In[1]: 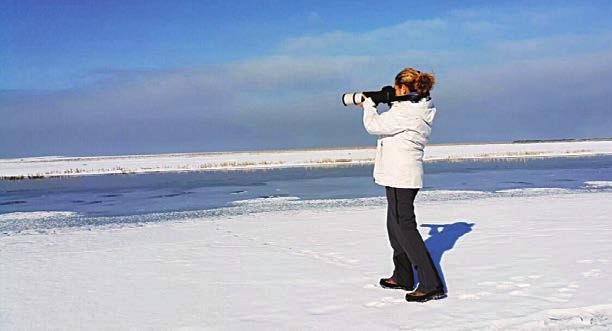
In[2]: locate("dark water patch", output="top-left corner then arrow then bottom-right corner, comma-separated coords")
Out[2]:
150,192 -> 193,199
0,200 -> 27,206
85,200 -> 103,205
501,181 -> 534,185
257,194 -> 289,199
101,193 -> 122,198
6,189 -> 32,193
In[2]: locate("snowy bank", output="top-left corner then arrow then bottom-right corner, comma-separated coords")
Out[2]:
1,191 -> 611,330
1,140 -> 612,179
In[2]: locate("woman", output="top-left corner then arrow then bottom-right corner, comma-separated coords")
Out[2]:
362,67 -> 446,303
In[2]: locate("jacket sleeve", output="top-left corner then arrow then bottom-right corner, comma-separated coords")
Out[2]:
362,97 -> 408,135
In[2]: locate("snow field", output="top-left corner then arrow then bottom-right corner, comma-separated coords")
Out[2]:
1,191 -> 611,330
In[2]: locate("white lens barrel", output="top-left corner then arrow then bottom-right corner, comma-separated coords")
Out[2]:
342,92 -> 365,106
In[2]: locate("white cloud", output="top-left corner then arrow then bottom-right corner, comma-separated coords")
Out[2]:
279,18 -> 447,55
491,32 -> 612,58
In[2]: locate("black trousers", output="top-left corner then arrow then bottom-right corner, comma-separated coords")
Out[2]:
385,186 -> 443,292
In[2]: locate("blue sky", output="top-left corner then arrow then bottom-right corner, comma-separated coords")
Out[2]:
1,0 -> 612,157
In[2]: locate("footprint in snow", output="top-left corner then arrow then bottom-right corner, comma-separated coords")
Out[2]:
476,275 -> 582,303
510,276 -> 527,281
508,290 -> 530,296
307,305 -> 346,315
557,287 -> 577,293
582,269 -> 602,278
364,296 -> 404,308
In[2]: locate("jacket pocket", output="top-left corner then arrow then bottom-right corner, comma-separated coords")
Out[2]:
379,139 -> 384,173
374,139 -> 384,176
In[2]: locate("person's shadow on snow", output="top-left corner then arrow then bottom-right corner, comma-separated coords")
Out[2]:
419,221 -> 475,293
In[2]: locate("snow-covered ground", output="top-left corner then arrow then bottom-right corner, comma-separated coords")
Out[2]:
2,140 -> 612,179
2,191 -> 611,330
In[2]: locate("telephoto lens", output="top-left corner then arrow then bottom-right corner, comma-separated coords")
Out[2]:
341,86 -> 396,106
342,92 -> 366,106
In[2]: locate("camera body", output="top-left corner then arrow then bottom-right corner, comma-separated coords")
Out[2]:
342,86 -> 423,106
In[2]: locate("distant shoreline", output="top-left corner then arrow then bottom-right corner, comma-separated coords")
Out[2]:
511,137 -> 612,143
1,139 -> 612,180
3,137 -> 612,161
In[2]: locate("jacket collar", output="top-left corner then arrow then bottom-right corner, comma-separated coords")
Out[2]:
391,96 -> 432,108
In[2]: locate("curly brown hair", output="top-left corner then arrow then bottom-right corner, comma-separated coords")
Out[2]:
395,67 -> 435,96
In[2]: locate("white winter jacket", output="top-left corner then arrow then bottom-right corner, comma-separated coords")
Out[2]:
362,96 -> 437,188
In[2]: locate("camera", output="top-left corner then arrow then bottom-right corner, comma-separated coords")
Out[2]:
342,86 -> 422,106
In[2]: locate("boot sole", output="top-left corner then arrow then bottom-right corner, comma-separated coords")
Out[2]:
380,283 -> 413,291
406,292 -> 447,303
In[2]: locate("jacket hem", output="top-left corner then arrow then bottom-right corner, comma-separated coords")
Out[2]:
374,178 -> 422,189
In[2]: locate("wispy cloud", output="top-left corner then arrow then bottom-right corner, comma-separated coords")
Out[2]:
279,19 -> 448,55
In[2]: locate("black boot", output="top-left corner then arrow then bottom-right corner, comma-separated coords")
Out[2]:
379,277 -> 414,291
405,288 -> 447,302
